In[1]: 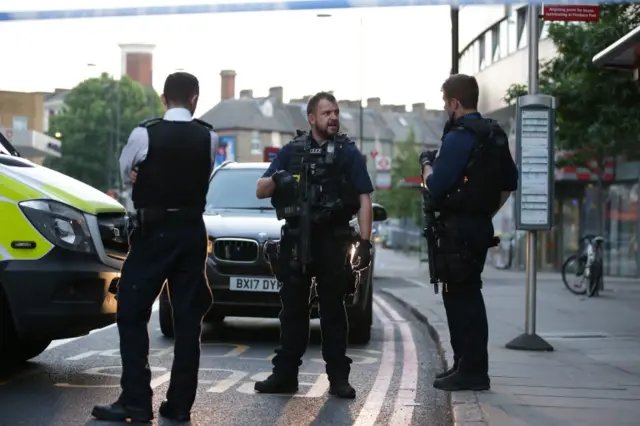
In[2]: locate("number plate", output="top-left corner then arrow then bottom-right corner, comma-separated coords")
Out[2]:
229,277 -> 282,293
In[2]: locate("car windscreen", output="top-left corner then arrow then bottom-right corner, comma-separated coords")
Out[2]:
205,168 -> 274,211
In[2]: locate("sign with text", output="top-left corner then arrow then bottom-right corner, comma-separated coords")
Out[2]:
543,5 -> 600,22
263,146 -> 280,162
514,94 -> 556,231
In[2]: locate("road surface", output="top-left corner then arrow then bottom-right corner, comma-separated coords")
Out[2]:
0,277 -> 451,426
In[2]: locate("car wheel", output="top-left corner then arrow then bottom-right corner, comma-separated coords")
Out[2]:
159,295 -> 175,339
349,282 -> 373,345
0,288 -> 51,365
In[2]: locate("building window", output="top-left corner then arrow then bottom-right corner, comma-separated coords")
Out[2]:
491,25 -> 500,62
271,132 -> 281,148
12,116 -> 28,131
499,20 -> 509,59
517,7 -> 528,49
251,131 -> 261,154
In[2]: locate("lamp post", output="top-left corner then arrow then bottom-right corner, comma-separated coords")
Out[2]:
317,13 -> 365,152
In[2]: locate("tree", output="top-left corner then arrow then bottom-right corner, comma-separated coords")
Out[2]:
375,128 -> 423,225
504,5 -> 640,233
46,73 -> 163,192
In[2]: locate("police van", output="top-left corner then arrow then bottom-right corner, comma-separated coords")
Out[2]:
0,133 -> 127,365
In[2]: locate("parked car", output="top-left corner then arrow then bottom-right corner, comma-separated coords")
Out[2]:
158,161 -> 387,344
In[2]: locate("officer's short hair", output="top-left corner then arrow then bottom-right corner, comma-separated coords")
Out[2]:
441,74 -> 479,110
163,72 -> 200,105
307,92 -> 338,116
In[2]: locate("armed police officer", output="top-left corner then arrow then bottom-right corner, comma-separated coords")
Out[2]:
254,91 -> 374,399
92,72 -> 217,424
420,74 -> 517,392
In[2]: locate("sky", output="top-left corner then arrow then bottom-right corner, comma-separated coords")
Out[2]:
0,1 -> 452,116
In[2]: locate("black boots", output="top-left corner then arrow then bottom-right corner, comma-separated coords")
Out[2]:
433,370 -> 490,391
254,374 -> 299,394
254,373 -> 356,399
91,401 -> 153,424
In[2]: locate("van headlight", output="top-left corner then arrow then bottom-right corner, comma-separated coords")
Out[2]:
19,200 -> 96,254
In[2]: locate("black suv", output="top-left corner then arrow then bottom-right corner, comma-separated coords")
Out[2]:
158,161 -> 387,344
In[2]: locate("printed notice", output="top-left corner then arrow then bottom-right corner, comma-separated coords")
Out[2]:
519,110 -> 550,226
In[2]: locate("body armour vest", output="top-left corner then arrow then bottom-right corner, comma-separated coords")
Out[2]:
273,131 -> 360,226
428,117 -> 506,216
132,118 -> 212,212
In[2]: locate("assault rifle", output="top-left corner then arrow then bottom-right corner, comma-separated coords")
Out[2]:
291,144 -> 314,275
421,172 -> 441,294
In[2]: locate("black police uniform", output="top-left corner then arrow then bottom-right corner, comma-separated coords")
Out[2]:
423,113 -> 517,392
255,130 -> 373,398
92,117 -> 214,423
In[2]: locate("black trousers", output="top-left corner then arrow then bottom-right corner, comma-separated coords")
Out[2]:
442,286 -> 489,376
271,230 -> 353,379
116,218 -> 213,411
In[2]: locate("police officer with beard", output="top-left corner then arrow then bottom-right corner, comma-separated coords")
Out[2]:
92,72 -> 216,423
254,91 -> 374,398
421,74 -> 517,392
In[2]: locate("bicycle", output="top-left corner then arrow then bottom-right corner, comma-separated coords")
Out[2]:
561,235 -> 605,297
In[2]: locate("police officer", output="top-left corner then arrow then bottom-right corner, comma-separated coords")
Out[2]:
92,72 -> 217,423
254,91 -> 374,399
420,74 -> 517,392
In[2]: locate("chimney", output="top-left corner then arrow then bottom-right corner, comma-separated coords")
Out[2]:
393,105 -> 407,113
338,100 -> 351,109
119,43 -> 155,87
348,100 -> 362,109
269,86 -> 284,104
302,95 -> 312,102
412,103 -> 426,114
239,89 -> 253,99
220,70 -> 237,101
367,97 -> 381,109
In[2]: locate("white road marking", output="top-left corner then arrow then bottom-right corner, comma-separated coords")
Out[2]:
45,301 -> 159,352
353,301 -> 396,426
375,295 -> 419,425
65,350 -> 101,361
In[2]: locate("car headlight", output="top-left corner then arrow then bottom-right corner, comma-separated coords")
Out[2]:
19,199 -> 96,254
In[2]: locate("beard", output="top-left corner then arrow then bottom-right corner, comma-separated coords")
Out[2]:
316,122 -> 339,140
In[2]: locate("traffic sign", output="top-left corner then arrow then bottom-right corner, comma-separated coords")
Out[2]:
543,5 -> 599,22
370,149 -> 378,159
263,146 -> 280,162
375,156 -> 391,172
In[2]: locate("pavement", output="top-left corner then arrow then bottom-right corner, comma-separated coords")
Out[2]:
376,248 -> 640,426
0,269 -> 451,425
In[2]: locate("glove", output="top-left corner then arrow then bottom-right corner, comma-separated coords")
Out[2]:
271,170 -> 295,190
353,239 -> 373,271
419,150 -> 438,169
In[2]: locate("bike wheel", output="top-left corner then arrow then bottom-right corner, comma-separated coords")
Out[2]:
562,254 -> 587,295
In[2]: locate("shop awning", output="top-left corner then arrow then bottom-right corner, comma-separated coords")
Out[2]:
592,25 -> 640,71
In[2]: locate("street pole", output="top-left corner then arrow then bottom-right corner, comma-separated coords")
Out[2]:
450,7 -> 459,75
505,5 -> 553,352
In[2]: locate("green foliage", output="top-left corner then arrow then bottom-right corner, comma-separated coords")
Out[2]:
374,128 -> 422,223
504,5 -> 640,173
45,73 -> 163,191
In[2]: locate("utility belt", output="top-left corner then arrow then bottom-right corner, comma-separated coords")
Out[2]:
127,207 -> 202,236
430,214 -> 492,286
264,224 -> 360,295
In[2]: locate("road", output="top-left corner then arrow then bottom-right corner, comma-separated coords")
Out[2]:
0,277 -> 451,426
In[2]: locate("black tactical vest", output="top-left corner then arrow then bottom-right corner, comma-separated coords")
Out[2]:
132,118 -> 212,212
274,130 -> 360,226
429,117 -> 505,216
